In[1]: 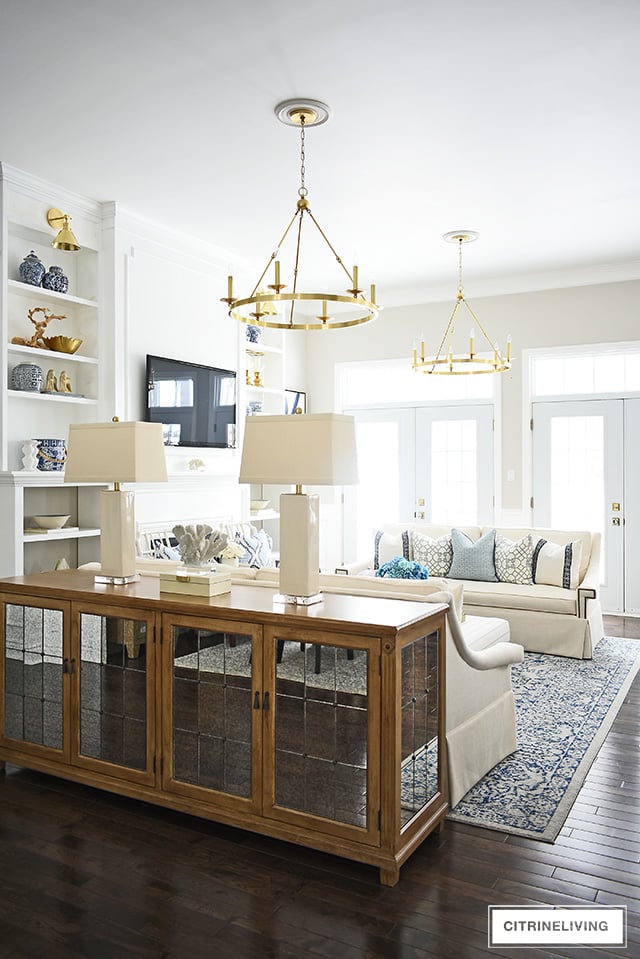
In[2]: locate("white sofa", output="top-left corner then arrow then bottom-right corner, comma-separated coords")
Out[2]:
338,523 -> 604,659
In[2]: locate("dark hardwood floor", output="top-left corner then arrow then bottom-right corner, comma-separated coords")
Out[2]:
1,616 -> 639,959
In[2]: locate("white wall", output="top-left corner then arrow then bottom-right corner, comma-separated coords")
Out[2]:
303,279 -> 640,514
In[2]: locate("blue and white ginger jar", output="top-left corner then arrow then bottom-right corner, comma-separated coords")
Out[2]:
35,438 -> 67,472
42,265 -> 69,294
19,250 -> 46,286
11,363 -> 44,392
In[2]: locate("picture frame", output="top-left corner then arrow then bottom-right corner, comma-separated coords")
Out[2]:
284,389 -> 306,414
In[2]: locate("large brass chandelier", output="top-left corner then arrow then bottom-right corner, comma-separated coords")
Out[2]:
222,99 -> 379,331
412,231 -> 512,374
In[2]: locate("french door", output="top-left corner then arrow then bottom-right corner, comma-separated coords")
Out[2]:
532,398 -> 640,613
343,405 -> 494,563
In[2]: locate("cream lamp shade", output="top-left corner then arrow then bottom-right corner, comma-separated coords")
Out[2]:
239,413 -> 359,603
65,420 -> 168,584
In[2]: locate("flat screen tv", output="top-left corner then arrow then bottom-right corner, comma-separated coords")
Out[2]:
145,354 -> 237,449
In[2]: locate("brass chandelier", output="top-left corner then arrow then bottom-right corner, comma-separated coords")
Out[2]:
412,231 -> 511,375
222,99 -> 379,331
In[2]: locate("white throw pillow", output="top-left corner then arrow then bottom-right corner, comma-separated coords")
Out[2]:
411,531 -> 453,576
495,533 -> 534,585
532,538 -> 582,589
373,529 -> 410,570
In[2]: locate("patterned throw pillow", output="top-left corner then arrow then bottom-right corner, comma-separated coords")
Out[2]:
236,529 -> 272,568
448,528 -> 498,582
411,531 -> 453,576
373,530 -> 410,570
495,533 -> 534,585
532,538 -> 582,589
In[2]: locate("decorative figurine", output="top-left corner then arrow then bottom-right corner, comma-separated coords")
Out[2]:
11,306 -> 66,350
172,524 -> 228,567
44,369 -> 57,392
58,370 -> 73,393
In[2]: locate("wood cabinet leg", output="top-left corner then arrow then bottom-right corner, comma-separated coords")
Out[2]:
379,864 -> 400,886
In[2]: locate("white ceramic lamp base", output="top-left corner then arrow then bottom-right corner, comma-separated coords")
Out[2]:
277,491 -> 321,605
95,488 -> 139,585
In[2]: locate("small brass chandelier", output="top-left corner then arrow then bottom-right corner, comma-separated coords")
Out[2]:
222,99 -> 379,331
412,231 -> 511,375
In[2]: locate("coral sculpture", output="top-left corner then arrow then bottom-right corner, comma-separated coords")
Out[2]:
172,524 -> 228,567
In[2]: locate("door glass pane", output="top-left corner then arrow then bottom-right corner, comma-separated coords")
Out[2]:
274,639 -> 368,828
79,613 -> 148,769
354,421 -> 402,556
3,604 -> 63,749
400,631 -> 439,827
549,416 -> 605,538
430,419 -> 478,524
171,626 -> 253,797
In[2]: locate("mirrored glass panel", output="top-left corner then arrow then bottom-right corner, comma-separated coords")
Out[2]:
274,639 -> 368,827
79,613 -> 147,770
400,631 -> 439,827
171,625 -> 252,797
3,604 -> 63,749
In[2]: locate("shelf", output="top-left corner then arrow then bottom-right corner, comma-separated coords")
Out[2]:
245,343 -> 283,356
250,509 -> 279,521
8,389 -> 97,405
23,527 -> 100,543
8,278 -> 98,309
8,343 -> 98,365
246,386 -> 282,396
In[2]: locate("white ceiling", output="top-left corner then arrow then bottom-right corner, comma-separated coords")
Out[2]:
2,0 -> 638,306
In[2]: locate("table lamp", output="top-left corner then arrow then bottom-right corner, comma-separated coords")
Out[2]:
239,413 -> 359,604
65,418 -> 168,584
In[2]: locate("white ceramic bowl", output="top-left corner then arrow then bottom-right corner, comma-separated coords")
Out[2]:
250,500 -> 270,511
32,514 -> 70,529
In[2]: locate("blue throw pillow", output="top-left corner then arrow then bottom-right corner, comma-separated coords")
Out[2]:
448,528 -> 498,582
236,528 -> 272,568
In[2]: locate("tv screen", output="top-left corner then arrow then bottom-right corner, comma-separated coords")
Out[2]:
146,354 -> 237,449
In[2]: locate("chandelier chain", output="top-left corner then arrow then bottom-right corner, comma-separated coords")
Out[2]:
458,237 -> 464,296
299,116 -> 308,198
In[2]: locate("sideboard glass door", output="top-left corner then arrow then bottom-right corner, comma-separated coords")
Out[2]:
400,629 -> 440,828
1,597 -> 68,759
264,625 -> 380,846
163,614 -> 262,813
74,605 -> 156,785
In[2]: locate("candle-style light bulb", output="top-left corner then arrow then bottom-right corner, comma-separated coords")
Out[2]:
420,334 -> 425,361
275,260 -> 281,286
227,275 -> 234,299
370,283 -> 376,304
469,327 -> 475,357
412,342 -> 417,366
506,334 -> 512,362
352,265 -> 359,290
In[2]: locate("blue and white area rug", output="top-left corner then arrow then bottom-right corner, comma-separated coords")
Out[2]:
448,636 -> 640,841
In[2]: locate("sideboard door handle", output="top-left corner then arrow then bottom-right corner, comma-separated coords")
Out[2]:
253,691 -> 260,709
262,691 -> 270,711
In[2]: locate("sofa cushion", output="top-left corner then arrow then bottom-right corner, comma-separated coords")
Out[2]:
495,533 -> 534,585
461,580 -> 577,615
532,537 -> 582,589
411,531 -> 453,576
373,529 -> 410,569
449,528 -> 498,582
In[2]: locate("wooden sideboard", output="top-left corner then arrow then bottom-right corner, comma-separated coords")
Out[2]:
0,570 -> 447,885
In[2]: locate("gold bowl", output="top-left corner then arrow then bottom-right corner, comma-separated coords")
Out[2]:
43,335 -> 83,354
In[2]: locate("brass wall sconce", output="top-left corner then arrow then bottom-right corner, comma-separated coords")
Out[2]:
46,208 -> 80,251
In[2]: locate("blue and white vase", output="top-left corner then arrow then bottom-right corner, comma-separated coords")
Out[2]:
19,250 -> 46,286
42,265 -> 69,294
35,438 -> 67,472
246,325 -> 262,343
11,363 -> 44,392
